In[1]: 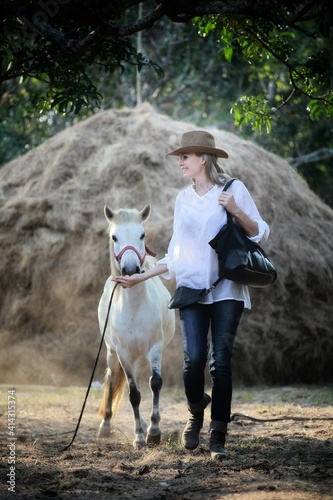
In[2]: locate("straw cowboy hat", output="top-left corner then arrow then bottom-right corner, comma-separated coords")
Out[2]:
166,130 -> 229,158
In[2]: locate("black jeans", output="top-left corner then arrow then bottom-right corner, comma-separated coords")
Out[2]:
179,300 -> 244,424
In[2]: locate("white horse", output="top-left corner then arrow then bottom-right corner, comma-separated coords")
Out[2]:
97,204 -> 175,448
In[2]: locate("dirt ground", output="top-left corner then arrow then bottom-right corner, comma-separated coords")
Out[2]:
0,384 -> 332,499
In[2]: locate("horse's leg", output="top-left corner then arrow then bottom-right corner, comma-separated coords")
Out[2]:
128,377 -> 147,449
146,349 -> 163,446
97,352 -> 125,438
97,367 -> 113,438
118,356 -> 147,449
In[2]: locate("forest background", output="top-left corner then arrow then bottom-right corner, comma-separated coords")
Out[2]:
1,0 -> 333,206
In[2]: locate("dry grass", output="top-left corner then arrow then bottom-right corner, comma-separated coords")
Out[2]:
0,384 -> 332,499
0,104 -> 333,386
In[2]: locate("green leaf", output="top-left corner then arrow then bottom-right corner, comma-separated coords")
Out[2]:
307,99 -> 333,120
231,95 -> 272,133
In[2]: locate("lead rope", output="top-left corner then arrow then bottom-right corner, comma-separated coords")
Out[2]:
231,413 -> 333,423
61,282 -> 119,452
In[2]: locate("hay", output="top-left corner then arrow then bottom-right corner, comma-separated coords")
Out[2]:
0,104 -> 333,385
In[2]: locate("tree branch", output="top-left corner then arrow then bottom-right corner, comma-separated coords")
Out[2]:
19,3 -> 166,55
271,88 -> 296,115
290,148 -> 333,169
110,3 -> 166,37
248,28 -> 331,104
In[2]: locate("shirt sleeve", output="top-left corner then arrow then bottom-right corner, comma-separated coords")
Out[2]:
156,254 -> 175,279
232,180 -> 270,244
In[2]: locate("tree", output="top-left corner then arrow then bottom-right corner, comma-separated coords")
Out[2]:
1,1 -> 333,208
1,0 -> 332,122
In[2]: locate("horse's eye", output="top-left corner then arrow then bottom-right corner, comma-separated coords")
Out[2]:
112,235 -> 118,242
140,233 -> 145,240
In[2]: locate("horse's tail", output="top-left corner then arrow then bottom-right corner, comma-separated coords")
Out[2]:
98,360 -> 126,418
111,361 -> 126,416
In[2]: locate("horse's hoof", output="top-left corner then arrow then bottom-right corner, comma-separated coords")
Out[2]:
146,433 -> 161,446
98,426 -> 111,438
133,436 -> 147,449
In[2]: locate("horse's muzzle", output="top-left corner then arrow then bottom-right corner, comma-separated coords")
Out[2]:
121,266 -> 141,276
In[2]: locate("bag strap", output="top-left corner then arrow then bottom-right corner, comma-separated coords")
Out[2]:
223,178 -> 241,227
223,178 -> 237,192
209,178 -> 238,289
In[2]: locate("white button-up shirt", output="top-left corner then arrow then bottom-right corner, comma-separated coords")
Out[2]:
157,180 -> 270,309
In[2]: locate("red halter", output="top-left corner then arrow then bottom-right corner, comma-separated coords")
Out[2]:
114,245 -> 156,267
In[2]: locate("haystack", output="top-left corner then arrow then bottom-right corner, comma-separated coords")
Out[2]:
0,105 -> 332,386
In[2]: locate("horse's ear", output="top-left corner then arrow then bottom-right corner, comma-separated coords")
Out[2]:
104,205 -> 114,221
140,203 -> 151,222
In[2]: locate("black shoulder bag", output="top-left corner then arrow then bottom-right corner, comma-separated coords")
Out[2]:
208,178 -> 277,288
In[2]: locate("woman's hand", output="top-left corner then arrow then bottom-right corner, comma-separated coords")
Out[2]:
218,192 -> 259,237
112,273 -> 144,288
218,192 -> 241,216
112,264 -> 168,288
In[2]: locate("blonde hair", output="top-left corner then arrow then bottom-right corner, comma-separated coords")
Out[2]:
195,153 -> 230,186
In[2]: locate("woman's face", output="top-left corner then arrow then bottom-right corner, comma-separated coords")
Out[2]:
178,153 -> 206,180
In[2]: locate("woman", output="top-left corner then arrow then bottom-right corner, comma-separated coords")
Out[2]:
114,130 -> 270,460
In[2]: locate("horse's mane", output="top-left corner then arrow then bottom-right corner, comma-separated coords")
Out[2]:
144,254 -> 157,270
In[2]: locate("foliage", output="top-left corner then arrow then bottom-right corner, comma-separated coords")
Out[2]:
194,4 -> 333,130
1,0 -> 333,206
1,0 -> 332,119
0,78 -> 73,163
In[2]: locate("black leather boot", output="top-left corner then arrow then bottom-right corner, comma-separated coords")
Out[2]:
181,393 -> 211,450
210,431 -> 228,459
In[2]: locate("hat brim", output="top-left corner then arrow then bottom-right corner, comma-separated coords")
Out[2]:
166,145 -> 228,158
